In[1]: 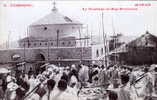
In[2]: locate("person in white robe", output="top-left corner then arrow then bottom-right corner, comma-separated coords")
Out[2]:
42,79 -> 56,100
50,79 -> 78,100
27,75 -> 38,93
78,65 -> 89,86
139,67 -> 153,99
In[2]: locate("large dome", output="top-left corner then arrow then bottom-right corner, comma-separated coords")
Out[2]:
30,9 -> 82,26
29,7 -> 82,40
28,7 -> 82,39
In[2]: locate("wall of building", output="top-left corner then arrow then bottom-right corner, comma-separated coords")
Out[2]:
29,24 -> 81,39
110,47 -> 157,65
19,37 -> 77,48
91,44 -> 106,59
126,47 -> 157,65
0,47 -> 92,64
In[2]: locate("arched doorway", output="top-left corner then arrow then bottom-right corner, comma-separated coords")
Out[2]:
34,53 -> 46,75
35,53 -> 45,61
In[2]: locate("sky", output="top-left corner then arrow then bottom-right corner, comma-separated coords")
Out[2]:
0,1 -> 157,44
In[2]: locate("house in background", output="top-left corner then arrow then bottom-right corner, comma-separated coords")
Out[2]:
109,31 -> 157,65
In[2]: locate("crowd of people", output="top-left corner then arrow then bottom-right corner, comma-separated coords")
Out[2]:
0,63 -> 157,100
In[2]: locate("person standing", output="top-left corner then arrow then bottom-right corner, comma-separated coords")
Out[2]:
78,65 -> 89,87
117,74 -> 133,100
5,77 -> 18,100
111,66 -> 119,88
41,79 -> 56,100
0,79 -> 4,100
141,67 -> 153,100
152,66 -> 157,95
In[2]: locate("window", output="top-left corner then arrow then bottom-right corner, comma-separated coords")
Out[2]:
101,48 -> 103,55
62,42 -> 65,46
40,43 -> 42,45
57,30 -> 59,33
44,27 -> 47,30
96,50 -> 99,57
34,43 -> 36,46
28,43 -> 31,47
51,42 -> 53,46
45,43 -> 47,45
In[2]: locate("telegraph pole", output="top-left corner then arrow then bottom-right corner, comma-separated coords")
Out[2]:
112,16 -> 117,65
79,28 -> 83,63
57,30 -> 59,47
102,12 -> 107,67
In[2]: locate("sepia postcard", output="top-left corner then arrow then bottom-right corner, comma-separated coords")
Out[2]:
0,1 -> 157,100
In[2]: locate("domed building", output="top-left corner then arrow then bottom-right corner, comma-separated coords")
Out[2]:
0,3 -> 106,68
16,4 -> 98,66
19,5 -> 82,48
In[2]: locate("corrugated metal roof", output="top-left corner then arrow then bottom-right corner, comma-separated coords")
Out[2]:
109,31 -> 157,55
128,31 -> 157,47
30,9 -> 82,26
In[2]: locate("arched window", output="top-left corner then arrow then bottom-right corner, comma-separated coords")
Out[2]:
96,50 -> 99,57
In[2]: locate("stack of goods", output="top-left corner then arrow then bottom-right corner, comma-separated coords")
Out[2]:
79,87 -> 106,100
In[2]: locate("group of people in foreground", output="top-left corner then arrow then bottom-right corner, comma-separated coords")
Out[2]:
0,63 -> 157,100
